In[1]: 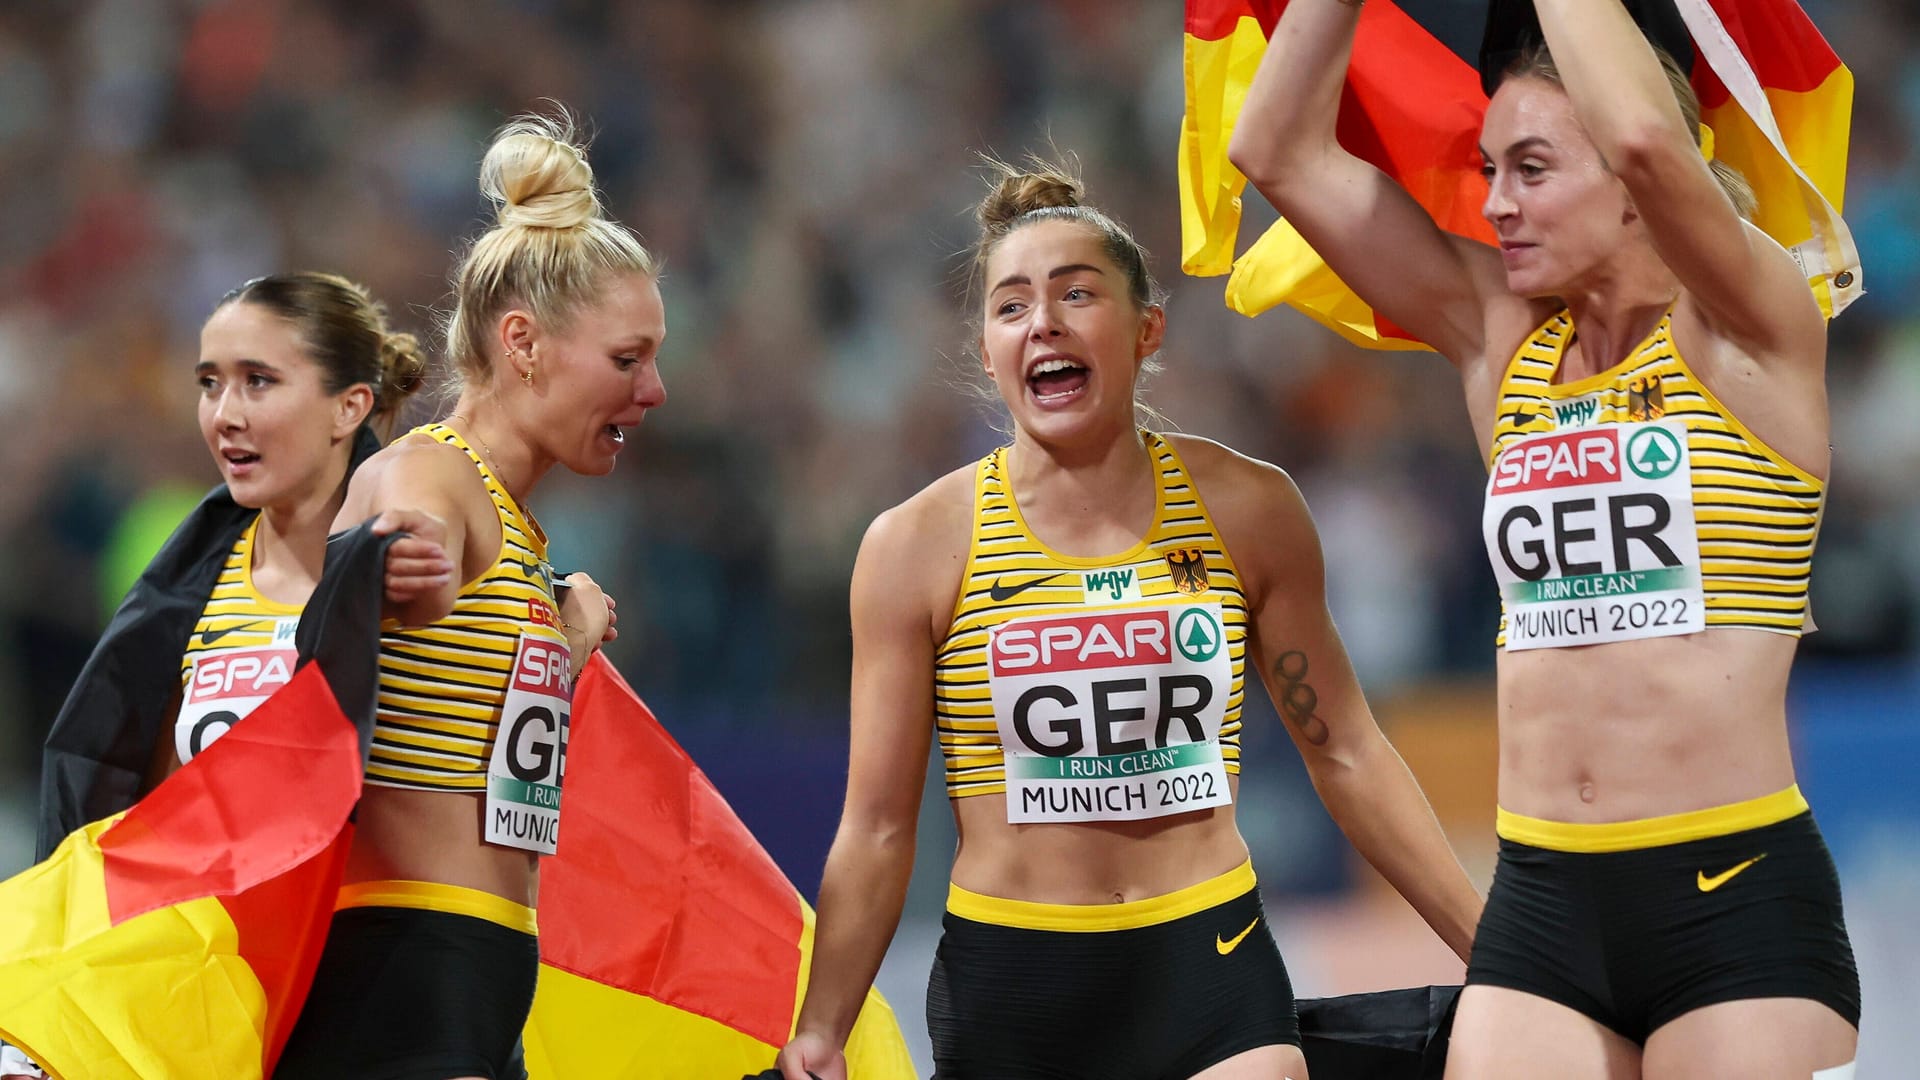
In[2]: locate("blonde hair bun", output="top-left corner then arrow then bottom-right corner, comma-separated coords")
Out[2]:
445,105 -> 658,389
482,113 -> 600,231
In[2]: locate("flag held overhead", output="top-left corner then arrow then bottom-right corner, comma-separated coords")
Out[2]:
1181,0 -> 1491,349
1179,0 -> 1860,347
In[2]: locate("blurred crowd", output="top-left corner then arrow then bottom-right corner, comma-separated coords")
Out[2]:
0,0 -> 1914,774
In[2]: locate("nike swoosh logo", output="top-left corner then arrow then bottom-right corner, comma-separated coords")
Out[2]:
988,572 -> 1066,603
198,619 -> 267,649
1216,916 -> 1260,956
1697,853 -> 1766,893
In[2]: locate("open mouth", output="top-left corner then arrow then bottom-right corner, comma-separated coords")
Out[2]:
1027,356 -> 1089,403
222,448 -> 260,468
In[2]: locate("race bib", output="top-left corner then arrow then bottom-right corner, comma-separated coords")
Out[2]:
485,634 -> 572,854
1486,420 -> 1705,650
175,617 -> 300,763
989,604 -> 1234,823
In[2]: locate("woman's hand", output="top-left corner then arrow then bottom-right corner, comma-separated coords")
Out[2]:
774,1031 -> 843,1080
557,571 -> 614,670
370,508 -> 454,606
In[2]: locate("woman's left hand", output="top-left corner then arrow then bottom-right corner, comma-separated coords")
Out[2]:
557,572 -> 615,668
371,508 -> 454,605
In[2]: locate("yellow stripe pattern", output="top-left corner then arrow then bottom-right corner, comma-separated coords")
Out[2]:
1489,310 -> 1823,644
1497,785 -> 1808,853
934,434 -> 1250,799
368,423 -> 566,791
178,517 -> 302,683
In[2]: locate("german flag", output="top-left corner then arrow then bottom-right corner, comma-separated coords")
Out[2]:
524,655 -> 913,1078
4,488 -> 911,1077
0,668 -> 357,1078
0,524 -> 393,1079
1680,0 -> 1858,316
1179,0 -> 1858,348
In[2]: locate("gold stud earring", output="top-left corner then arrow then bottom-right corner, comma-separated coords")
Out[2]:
522,368 -> 534,385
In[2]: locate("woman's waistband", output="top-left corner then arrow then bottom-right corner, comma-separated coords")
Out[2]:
947,859 -> 1255,932
335,879 -> 537,935
1497,785 -> 1808,853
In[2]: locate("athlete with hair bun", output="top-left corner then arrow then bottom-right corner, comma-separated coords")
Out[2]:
170,272 -> 444,776
272,111 -> 667,1079
13,270 -> 440,1080
777,158 -> 1481,1080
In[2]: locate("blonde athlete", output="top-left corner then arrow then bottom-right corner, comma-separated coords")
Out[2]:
1230,2 -> 1858,1078
273,113 -> 665,1080
777,161 -> 1480,1080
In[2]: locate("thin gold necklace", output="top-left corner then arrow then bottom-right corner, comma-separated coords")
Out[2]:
448,414 -> 503,474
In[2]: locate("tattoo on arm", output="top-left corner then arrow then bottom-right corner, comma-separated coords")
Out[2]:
1273,651 -> 1330,746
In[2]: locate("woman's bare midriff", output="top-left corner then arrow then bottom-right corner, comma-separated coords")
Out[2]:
343,786 -> 540,907
1495,627 -> 1802,824
949,779 -> 1250,904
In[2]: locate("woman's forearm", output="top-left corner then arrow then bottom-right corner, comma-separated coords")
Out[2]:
791,824 -> 918,1048
1228,0 -> 1365,187
1533,0 -> 1691,170
1315,734 -> 1482,961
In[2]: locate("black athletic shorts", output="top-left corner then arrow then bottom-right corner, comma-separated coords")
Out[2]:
1467,786 -> 1859,1044
275,881 -> 540,1080
926,860 -> 1299,1079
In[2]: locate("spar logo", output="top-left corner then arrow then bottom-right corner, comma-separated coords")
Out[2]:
1491,430 -> 1621,494
991,610 -> 1173,677
989,606 -> 1227,759
184,648 -> 294,705
512,638 -> 572,694
1174,607 -> 1221,662
1626,426 -> 1682,479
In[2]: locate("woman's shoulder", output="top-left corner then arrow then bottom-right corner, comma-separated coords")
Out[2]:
339,428 -> 489,524
1160,432 -> 1293,497
1159,433 -> 1319,588
368,429 -> 480,484
848,462 -> 978,628
867,462 -> 977,560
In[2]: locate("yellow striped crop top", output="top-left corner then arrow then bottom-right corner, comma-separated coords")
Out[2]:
935,434 -> 1251,820
367,423 -> 571,792
174,517 -> 304,764
1484,309 -> 1823,650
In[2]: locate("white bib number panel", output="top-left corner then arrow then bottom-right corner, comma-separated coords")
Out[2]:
989,603 -> 1234,823
485,634 -> 572,854
1486,421 -> 1704,650
174,617 -> 300,763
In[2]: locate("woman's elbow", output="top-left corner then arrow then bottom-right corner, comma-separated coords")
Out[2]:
1604,117 -> 1695,188
1302,727 -> 1393,790
836,806 -> 920,854
1227,127 -> 1287,190
1229,129 -> 1327,207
